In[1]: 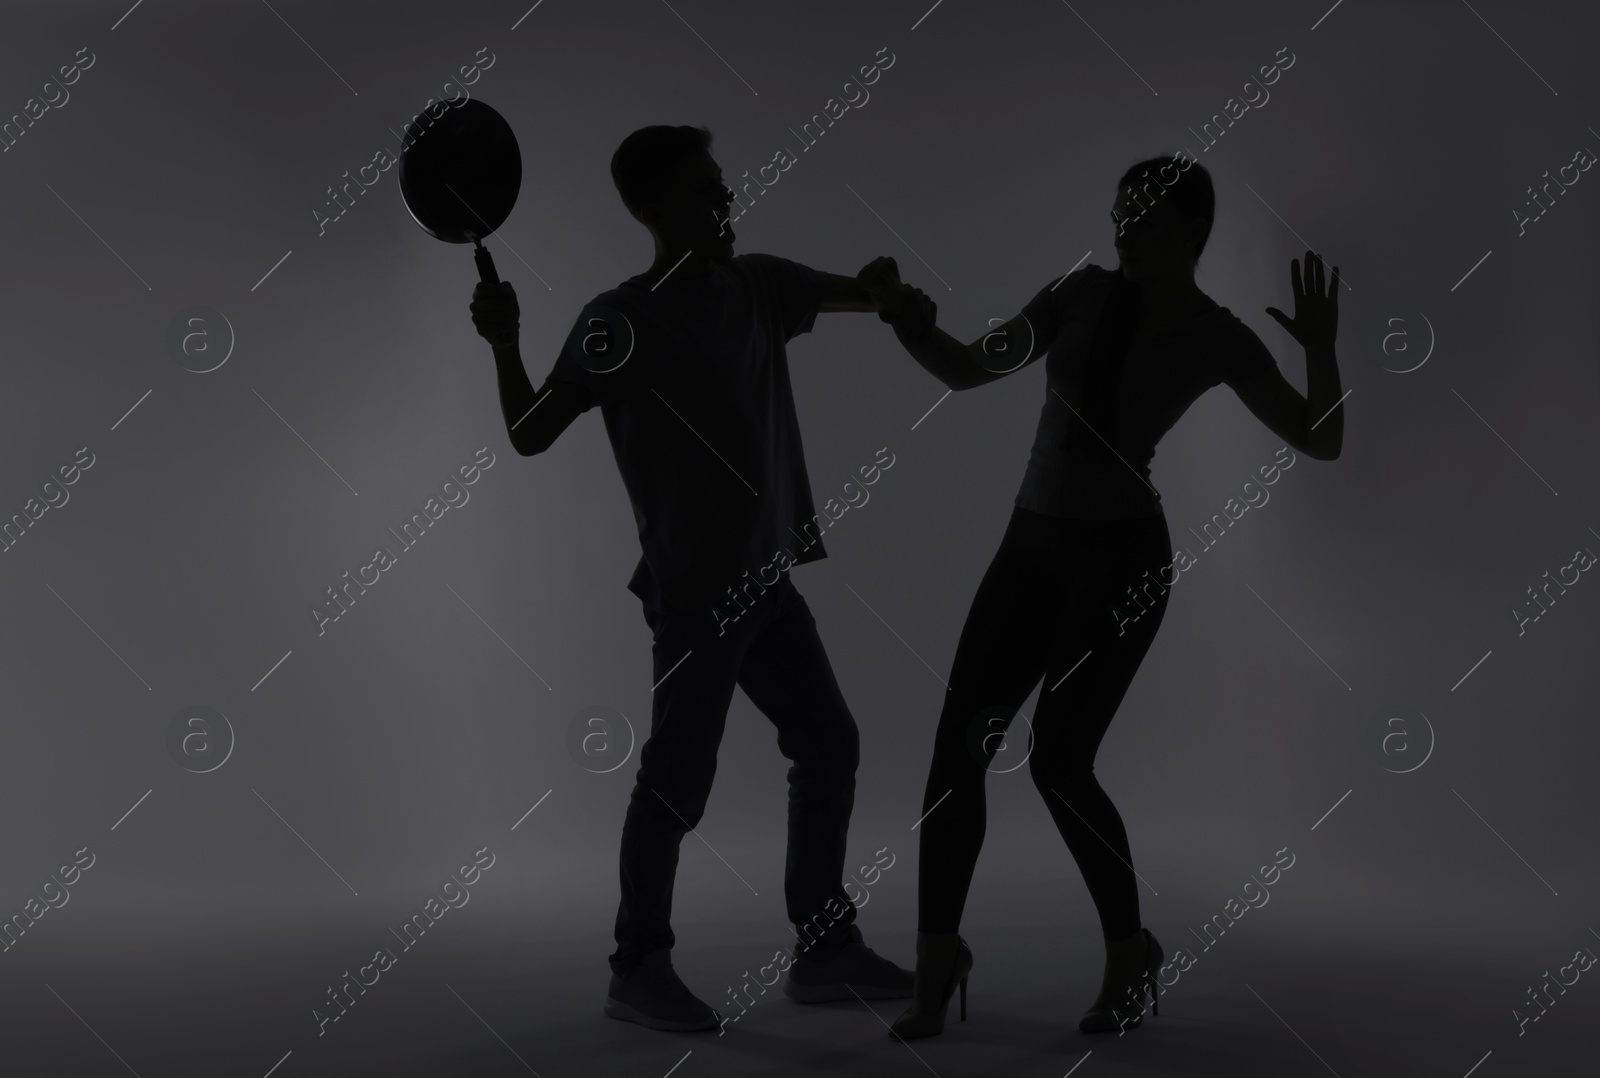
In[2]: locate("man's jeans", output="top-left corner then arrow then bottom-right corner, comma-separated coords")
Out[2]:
609,575 -> 859,974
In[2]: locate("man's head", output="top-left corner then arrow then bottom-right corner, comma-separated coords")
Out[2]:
610,124 -> 735,261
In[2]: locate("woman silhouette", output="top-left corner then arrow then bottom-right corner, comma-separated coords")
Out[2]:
860,153 -> 1343,1038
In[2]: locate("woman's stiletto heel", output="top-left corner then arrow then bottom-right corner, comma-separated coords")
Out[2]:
889,936 -> 973,1040
1078,927 -> 1163,1034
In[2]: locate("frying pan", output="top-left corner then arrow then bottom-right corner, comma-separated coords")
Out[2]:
398,97 -> 521,284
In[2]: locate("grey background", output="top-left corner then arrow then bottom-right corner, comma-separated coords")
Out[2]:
0,1 -> 1595,1075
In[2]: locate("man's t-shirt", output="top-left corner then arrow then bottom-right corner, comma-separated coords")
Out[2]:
547,252 -> 828,610
1008,264 -> 1280,520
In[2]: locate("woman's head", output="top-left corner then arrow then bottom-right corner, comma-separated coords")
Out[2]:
1111,154 -> 1214,282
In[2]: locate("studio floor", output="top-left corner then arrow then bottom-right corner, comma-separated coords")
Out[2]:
3,869 -> 1594,1077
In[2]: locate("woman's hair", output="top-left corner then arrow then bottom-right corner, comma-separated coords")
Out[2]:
611,124 -> 714,218
1117,154 -> 1215,262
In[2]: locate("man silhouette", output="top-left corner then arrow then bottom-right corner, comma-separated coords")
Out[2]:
470,124 -> 912,1032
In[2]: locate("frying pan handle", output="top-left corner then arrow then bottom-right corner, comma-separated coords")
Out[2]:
473,242 -> 502,286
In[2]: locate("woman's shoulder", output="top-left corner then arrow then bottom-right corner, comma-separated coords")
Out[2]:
1026,263 -> 1118,314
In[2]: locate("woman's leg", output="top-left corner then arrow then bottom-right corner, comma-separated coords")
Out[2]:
1026,513 -> 1172,941
917,508 -> 1068,933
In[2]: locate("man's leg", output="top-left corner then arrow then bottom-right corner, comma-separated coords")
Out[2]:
610,600 -> 746,976
733,577 -> 912,1002
734,577 -> 860,957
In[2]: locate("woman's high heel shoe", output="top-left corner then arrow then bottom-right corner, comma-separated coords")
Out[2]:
1078,927 -> 1162,1034
889,935 -> 973,1040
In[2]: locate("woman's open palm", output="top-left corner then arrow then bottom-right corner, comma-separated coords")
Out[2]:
1265,250 -> 1339,347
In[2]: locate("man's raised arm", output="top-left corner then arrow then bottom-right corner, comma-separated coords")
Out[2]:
471,281 -> 591,456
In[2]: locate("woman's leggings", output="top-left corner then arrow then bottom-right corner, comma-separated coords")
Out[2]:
917,504 -> 1173,941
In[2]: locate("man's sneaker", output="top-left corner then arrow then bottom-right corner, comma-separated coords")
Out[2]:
603,950 -> 723,1032
783,925 -> 915,1003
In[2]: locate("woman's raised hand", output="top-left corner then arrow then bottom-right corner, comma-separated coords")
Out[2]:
1265,250 -> 1339,347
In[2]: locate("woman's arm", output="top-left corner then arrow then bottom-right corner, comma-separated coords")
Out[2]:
889,307 -> 1034,392
1235,251 -> 1343,460
1229,347 -> 1342,460
860,256 -> 1043,391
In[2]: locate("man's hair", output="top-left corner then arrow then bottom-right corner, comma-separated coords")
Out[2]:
610,124 -> 713,218
1118,154 -> 1215,261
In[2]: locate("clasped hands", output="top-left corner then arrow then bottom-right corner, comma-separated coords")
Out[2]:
857,256 -> 937,340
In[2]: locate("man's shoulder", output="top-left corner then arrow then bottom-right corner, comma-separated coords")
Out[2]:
731,251 -> 817,278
